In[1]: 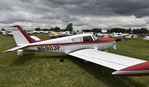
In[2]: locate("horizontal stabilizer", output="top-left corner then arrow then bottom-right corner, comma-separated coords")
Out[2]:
3,45 -> 28,53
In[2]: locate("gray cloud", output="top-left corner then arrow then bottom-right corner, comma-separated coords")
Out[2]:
0,0 -> 149,30
106,0 -> 149,17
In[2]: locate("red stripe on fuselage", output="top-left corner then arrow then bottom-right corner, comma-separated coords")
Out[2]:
28,38 -> 115,47
11,25 -> 36,43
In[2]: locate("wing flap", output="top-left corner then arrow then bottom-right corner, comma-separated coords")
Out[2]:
69,49 -> 146,70
3,45 -> 28,52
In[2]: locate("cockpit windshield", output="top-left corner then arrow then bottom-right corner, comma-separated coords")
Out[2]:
92,35 -> 99,40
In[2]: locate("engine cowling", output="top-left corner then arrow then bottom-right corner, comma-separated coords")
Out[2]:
17,50 -> 23,56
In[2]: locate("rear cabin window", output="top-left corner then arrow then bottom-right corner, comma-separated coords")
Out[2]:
71,37 -> 82,42
83,36 -> 93,42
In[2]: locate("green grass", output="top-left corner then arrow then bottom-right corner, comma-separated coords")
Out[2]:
0,34 -> 149,87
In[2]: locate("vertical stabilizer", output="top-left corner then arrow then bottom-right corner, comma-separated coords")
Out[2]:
11,25 -> 35,45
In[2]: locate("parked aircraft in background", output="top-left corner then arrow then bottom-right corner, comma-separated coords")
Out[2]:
144,36 -> 149,40
4,25 -> 149,76
111,33 -> 123,37
49,31 -> 71,38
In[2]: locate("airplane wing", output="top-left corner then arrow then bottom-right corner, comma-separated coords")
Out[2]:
69,49 -> 149,76
3,45 -> 28,52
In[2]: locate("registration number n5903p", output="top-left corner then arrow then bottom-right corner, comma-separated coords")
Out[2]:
37,45 -> 61,51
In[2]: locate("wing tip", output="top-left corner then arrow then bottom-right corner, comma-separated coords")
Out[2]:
3,50 -> 13,53
112,61 -> 149,76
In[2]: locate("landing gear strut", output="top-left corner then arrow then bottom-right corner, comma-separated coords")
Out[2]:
17,50 -> 23,58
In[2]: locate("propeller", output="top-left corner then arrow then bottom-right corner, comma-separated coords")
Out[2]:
113,41 -> 117,50
113,38 -> 122,50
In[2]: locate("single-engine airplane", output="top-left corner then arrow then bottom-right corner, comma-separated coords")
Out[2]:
4,25 -> 149,76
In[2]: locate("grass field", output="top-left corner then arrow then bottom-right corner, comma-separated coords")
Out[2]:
0,34 -> 149,87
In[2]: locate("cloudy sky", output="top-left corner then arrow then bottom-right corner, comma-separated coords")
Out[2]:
0,0 -> 149,30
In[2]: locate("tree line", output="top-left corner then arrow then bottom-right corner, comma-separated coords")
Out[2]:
1,23 -> 149,34
35,23 -> 73,32
82,28 -> 149,34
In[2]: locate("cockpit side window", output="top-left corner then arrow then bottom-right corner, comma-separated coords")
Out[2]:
92,35 -> 99,40
83,36 -> 93,42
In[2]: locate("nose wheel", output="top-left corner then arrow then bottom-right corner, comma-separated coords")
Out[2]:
59,58 -> 64,62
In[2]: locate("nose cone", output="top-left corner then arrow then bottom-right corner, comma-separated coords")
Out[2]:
112,62 -> 149,76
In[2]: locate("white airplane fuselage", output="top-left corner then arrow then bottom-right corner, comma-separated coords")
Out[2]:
26,34 -> 115,54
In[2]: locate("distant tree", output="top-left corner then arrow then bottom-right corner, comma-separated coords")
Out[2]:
107,30 -> 111,33
1,28 -> 5,31
64,23 -> 73,31
110,28 -> 128,33
126,29 -> 131,33
54,27 -> 60,32
133,29 -> 139,34
121,28 -> 126,33
50,27 -> 60,32
35,28 -> 41,31
140,28 -> 148,34
133,28 -> 148,34
111,28 -> 121,33
42,28 -> 49,31
50,28 -> 54,31
82,29 -> 91,32
91,28 -> 101,32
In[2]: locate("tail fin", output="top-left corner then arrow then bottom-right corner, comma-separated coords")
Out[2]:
11,25 -> 35,45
